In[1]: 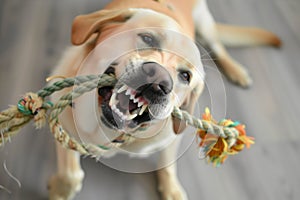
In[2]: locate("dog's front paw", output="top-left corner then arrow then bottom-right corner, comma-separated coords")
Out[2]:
157,170 -> 188,200
48,172 -> 84,200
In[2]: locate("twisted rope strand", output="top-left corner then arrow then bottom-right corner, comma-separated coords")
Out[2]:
37,75 -> 99,98
49,74 -> 116,124
0,73 -> 253,165
171,107 -> 239,146
0,106 -> 21,124
48,74 -> 117,155
0,74 -> 116,155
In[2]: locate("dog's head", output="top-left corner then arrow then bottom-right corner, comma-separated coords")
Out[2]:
72,8 -> 204,136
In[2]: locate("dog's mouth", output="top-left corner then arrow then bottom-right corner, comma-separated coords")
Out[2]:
98,84 -> 152,130
98,62 -> 173,130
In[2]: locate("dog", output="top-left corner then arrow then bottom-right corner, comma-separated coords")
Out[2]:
47,0 -> 280,199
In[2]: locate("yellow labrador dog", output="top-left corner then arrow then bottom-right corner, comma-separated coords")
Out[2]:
48,0 -> 280,199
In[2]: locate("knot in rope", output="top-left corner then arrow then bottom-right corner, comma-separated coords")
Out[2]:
17,93 -> 53,129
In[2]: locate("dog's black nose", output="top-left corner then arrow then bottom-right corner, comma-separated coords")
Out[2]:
142,62 -> 173,95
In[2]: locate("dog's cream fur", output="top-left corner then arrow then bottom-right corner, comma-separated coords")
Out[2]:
47,0 -> 280,199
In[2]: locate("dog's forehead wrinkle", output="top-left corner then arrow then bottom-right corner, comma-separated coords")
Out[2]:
127,8 -> 181,33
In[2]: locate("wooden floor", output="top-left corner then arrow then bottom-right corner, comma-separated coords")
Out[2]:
0,0 -> 300,199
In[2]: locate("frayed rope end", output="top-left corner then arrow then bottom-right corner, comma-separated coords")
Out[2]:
197,108 -> 255,167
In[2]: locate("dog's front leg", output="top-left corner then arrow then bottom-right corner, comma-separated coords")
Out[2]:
48,142 -> 84,200
157,136 -> 188,200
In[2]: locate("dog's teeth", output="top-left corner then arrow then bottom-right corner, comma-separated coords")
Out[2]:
110,97 -> 119,107
109,97 -> 113,107
130,94 -> 135,100
139,104 -> 147,115
127,113 -> 137,120
109,92 -> 117,106
118,110 -> 123,116
125,88 -> 131,95
132,109 -> 139,115
112,104 -> 118,113
112,104 -> 124,119
137,100 -> 144,107
118,85 -> 128,93
111,105 -> 127,121
133,98 -> 139,103
118,110 -> 124,118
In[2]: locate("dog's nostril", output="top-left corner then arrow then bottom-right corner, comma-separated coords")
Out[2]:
158,81 -> 171,94
141,62 -> 173,95
152,82 -> 172,95
152,83 -> 160,92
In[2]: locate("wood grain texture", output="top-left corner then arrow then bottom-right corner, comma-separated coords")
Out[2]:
0,0 -> 299,199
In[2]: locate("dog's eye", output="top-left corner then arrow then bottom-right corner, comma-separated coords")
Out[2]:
138,33 -> 159,48
178,71 -> 191,84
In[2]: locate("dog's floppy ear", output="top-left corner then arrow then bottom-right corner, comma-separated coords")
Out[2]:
72,9 -> 135,45
172,83 -> 204,134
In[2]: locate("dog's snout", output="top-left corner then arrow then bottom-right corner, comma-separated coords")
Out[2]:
142,62 -> 173,95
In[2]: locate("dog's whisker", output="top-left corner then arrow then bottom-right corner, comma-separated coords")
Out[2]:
200,49 -> 214,58
201,58 -> 218,61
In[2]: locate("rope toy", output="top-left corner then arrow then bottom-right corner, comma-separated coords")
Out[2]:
0,74 -> 254,165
